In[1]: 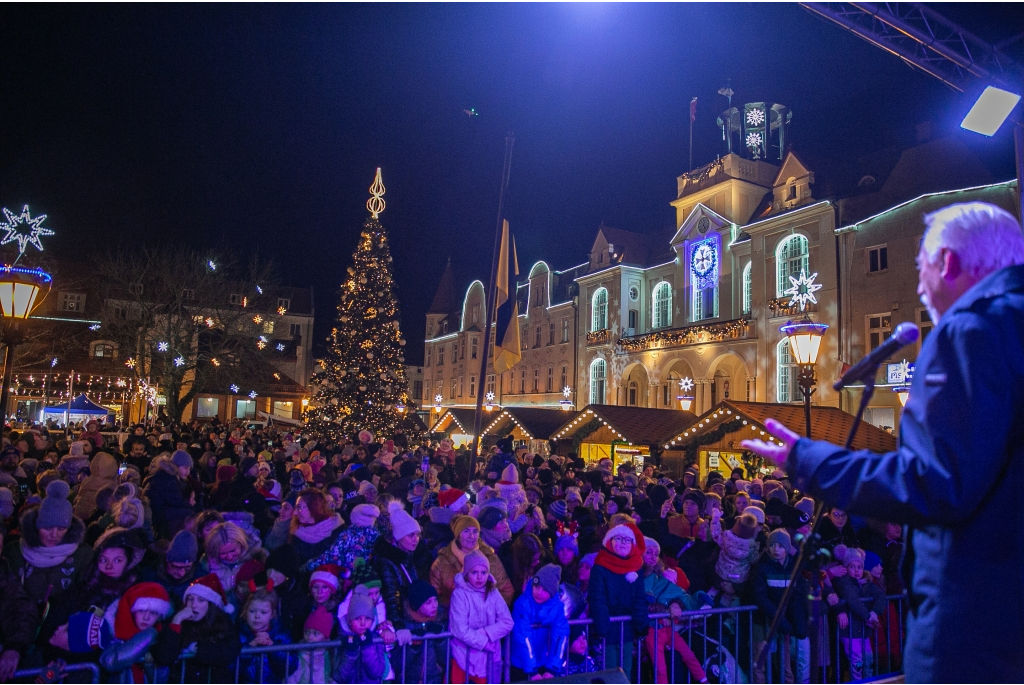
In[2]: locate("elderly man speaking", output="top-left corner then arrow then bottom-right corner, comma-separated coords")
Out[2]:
743,202 -> 1024,683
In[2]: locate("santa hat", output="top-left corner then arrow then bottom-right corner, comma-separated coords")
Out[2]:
310,564 -> 342,592
438,488 -> 469,511
498,463 -> 519,485
184,573 -> 233,614
112,582 -> 172,640
602,523 -> 637,547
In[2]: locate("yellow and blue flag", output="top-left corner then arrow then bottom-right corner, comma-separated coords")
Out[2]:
492,220 -> 521,373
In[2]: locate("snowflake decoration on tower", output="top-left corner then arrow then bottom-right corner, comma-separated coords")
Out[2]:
746,108 -> 765,126
745,131 -> 762,149
230,384 -> 239,394
0,205 -> 54,256
784,271 -> 823,311
678,376 -> 695,393
157,342 -> 169,352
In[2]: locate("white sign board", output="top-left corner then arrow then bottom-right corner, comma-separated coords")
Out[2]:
886,361 -> 915,384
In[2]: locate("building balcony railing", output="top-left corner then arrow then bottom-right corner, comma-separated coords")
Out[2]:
586,329 -> 612,346
767,297 -> 817,318
616,318 -> 750,353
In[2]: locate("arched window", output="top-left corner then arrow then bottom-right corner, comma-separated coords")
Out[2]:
589,359 -> 606,405
776,234 -> 809,296
742,262 -> 752,315
777,339 -> 799,403
591,288 -> 608,332
627,381 -> 638,406
652,282 -> 672,329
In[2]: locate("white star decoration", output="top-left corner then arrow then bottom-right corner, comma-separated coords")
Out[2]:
678,377 -> 694,393
485,391 -> 495,402
1,205 -> 54,255
276,343 -> 285,351
89,324 -> 101,331
249,390 -> 258,399
784,271 -> 823,311
230,384 -> 239,393
174,356 -> 185,367
157,341 -> 169,352
434,394 -> 443,404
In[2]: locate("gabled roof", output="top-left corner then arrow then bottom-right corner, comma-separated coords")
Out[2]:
551,405 -> 699,445
670,204 -> 734,246
595,225 -> 675,268
428,408 -> 478,434
427,259 -> 458,316
662,400 -> 896,453
772,151 -> 812,187
483,407 -> 572,440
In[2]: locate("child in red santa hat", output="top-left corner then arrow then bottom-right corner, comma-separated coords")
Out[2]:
99,582 -> 172,683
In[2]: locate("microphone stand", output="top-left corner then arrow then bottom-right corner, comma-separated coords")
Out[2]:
753,376 -> 877,682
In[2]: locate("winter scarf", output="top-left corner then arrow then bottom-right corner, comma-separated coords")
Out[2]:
594,522 -> 644,580
292,514 -> 343,544
20,539 -> 80,569
715,529 -> 759,583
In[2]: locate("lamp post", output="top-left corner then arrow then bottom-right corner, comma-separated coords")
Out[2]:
677,395 -> 695,411
781,317 -> 828,438
0,265 -> 52,422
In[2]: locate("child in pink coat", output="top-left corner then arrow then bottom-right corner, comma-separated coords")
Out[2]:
449,550 -> 514,684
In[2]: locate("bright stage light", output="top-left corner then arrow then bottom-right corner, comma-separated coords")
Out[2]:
961,86 -> 1020,137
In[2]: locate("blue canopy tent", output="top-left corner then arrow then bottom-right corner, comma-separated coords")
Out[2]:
42,394 -> 114,425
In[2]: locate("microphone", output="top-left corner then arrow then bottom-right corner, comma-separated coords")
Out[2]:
834,321 -> 919,390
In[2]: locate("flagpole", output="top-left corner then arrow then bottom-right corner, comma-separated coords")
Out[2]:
689,97 -> 696,172
469,132 -> 515,485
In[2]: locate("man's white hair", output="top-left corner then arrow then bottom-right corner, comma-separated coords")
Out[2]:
922,201 -> 1024,277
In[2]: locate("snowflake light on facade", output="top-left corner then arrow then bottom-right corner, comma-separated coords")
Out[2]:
157,342 -> 169,352
173,356 -> 185,367
562,386 -> 572,398
205,317 -> 215,328
0,205 -> 54,256
230,384 -> 239,393
249,390 -> 258,399
746,108 -> 765,126
211,357 -> 221,366
485,391 -> 495,402
256,285 -> 263,295
679,377 -> 695,393
434,394 -> 443,405
116,379 -> 127,387
253,315 -> 263,324
784,271 -> 823,311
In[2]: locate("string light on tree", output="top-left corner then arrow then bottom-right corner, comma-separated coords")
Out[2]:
0,205 -> 53,257
126,358 -> 136,368
784,271 -> 823,311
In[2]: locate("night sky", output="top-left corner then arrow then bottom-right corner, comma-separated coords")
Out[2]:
2,4 -> 1019,364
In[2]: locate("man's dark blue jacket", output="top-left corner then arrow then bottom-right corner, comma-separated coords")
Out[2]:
788,264 -> 1024,683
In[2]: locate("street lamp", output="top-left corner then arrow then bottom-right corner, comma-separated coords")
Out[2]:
893,385 -> 911,407
781,317 -> 829,437
559,386 -> 572,411
0,265 -> 52,421
677,395 -> 695,411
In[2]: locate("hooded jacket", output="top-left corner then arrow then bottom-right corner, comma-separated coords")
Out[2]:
5,507 -> 93,607
428,539 -> 514,607
73,452 -> 120,519
511,588 -> 569,676
449,573 -> 514,680
142,459 -> 193,537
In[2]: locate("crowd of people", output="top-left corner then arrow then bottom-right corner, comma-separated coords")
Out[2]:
0,416 -> 906,684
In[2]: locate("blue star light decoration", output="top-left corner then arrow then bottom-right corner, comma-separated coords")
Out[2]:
784,271 -> 823,311
249,390 -> 258,399
1,205 -> 53,256
678,377 -> 694,393
275,343 -> 285,351
157,341 -> 169,352
89,324 -> 101,331
173,356 -> 185,367
230,384 -> 240,394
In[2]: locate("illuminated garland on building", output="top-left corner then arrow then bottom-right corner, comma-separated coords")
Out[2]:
617,318 -> 748,353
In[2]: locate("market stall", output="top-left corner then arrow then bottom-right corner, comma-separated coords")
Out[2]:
482,407 -> 569,456
660,400 -> 898,480
427,408 -> 479,449
42,393 -> 114,427
550,404 -> 698,472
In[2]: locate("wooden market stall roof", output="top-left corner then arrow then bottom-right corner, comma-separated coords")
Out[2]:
552,404 -> 700,446
428,408 -> 478,434
662,400 -> 898,453
482,407 -> 572,440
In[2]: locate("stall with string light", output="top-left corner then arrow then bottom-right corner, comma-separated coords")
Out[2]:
550,404 -> 698,472
481,407 -> 569,456
428,408 -> 477,449
660,399 -> 897,480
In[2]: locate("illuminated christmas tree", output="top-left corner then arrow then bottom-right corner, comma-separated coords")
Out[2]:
305,169 -> 409,440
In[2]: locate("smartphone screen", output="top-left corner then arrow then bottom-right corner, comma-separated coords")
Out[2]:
118,464 -> 127,475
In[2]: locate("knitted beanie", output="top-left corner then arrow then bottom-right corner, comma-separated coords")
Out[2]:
743,505 -> 766,524
350,559 -> 381,590
304,605 -> 335,637
407,579 -> 437,611
478,506 -> 507,531
346,587 -> 376,622
389,506 -> 421,541
66,609 -> 113,653
451,515 -> 480,538
499,463 -> 519,484
38,480 -> 73,529
767,528 -> 797,556
731,513 -> 759,540
463,550 -> 489,575
794,497 -> 815,518
171,450 -> 193,469
164,528 -> 198,561
549,500 -> 568,520
532,563 -> 561,598
216,465 -> 237,482
579,553 -> 598,568
350,504 -> 380,528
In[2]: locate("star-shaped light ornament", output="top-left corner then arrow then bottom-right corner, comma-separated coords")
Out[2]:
174,356 -> 185,367
51,357 -> 59,368
563,386 -> 572,398
157,342 -> 169,352
0,205 -> 54,256
485,391 -> 495,402
89,324 -> 101,331
276,343 -> 285,351
249,390 -> 258,399
230,384 -> 239,394
126,357 -> 137,369
277,306 -> 287,316
678,377 -> 695,393
116,379 -> 127,388
784,271 -> 823,311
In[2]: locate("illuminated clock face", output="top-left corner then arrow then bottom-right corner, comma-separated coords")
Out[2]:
691,243 -> 716,277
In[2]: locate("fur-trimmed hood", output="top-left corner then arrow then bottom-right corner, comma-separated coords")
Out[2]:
19,506 -> 86,549
94,526 -> 147,570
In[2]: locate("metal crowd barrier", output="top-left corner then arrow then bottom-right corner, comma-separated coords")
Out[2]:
32,596 -> 903,684
11,662 -> 101,684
